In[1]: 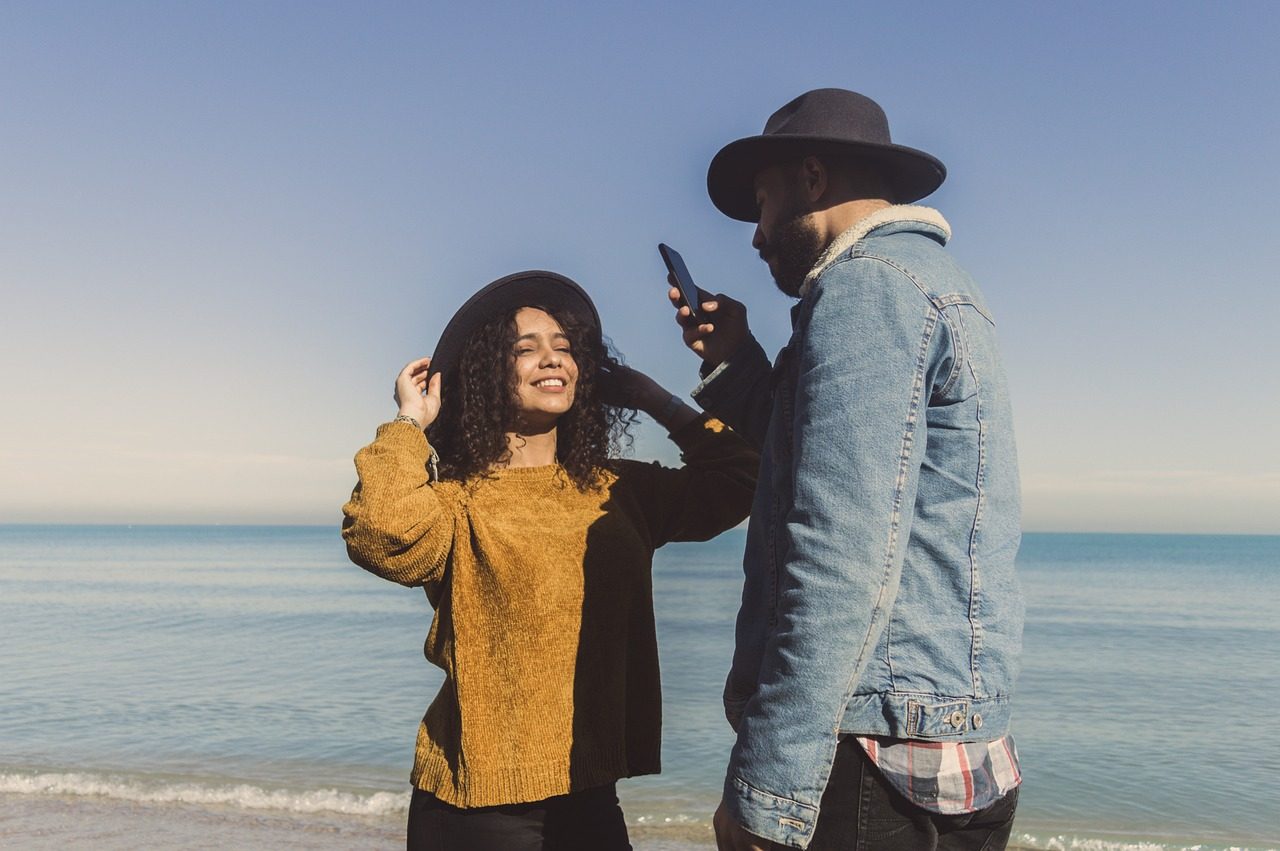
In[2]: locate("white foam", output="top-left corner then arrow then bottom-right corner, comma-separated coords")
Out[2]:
632,812 -> 702,823
1014,832 -> 1277,851
0,772 -> 409,817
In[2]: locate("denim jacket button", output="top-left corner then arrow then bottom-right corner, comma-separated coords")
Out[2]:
949,710 -> 965,728
972,713 -> 983,729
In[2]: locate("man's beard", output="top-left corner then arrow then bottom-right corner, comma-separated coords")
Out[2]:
760,204 -> 824,298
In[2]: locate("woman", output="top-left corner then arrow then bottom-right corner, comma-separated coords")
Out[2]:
342,271 -> 756,850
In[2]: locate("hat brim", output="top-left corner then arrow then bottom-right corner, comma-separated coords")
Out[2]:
428,271 -> 601,382
707,135 -> 947,222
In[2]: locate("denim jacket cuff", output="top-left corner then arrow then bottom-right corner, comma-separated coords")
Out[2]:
724,773 -> 818,849
692,336 -> 768,410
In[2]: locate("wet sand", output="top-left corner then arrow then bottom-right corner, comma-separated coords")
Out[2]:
2,792 -> 1229,851
0,792 -> 717,850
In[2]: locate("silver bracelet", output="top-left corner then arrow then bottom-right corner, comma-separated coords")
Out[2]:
393,414 -> 423,431
656,393 -> 683,422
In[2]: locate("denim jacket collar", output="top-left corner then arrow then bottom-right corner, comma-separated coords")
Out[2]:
800,204 -> 951,296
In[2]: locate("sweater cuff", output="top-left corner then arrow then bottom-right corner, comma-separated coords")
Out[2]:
667,412 -> 727,450
692,336 -> 768,411
376,419 -> 432,452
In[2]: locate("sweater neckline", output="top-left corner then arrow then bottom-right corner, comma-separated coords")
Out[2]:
487,463 -> 565,478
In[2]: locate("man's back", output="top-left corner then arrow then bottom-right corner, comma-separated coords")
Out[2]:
840,213 -> 1023,733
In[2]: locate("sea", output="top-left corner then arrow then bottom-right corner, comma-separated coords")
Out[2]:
1,525 -> 1276,850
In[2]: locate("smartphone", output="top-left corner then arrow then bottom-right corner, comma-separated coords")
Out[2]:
658,243 -> 704,322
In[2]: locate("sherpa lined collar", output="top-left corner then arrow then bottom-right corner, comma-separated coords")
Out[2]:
800,204 -> 951,296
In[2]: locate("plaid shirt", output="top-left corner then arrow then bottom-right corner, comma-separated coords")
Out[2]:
855,734 -> 1021,815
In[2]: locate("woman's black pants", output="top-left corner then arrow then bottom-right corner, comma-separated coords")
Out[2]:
406,783 -> 632,851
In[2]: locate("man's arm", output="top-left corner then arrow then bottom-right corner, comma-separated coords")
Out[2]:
722,258 -> 947,848
692,336 -> 774,448
668,285 -> 775,449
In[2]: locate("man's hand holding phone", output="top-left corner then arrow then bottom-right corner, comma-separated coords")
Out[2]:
659,243 -> 750,369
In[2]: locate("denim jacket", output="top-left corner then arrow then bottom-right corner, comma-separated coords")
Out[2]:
693,206 -> 1023,848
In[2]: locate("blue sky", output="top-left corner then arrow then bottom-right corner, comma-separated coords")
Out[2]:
2,1 -> 1277,532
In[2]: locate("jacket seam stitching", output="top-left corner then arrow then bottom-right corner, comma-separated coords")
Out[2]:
731,773 -> 810,812
936,307 -> 965,399
835,308 -> 938,738
958,308 -> 986,695
935,292 -> 995,325
823,254 -> 934,306
831,254 -> 998,330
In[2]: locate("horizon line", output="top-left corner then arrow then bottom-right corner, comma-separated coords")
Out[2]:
0,523 -> 1277,539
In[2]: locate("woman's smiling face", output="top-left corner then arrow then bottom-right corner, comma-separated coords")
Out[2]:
510,306 -> 578,428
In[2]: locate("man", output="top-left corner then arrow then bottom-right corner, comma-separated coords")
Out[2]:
670,89 -> 1024,850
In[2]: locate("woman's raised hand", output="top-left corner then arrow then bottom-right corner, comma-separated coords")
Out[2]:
394,357 -> 442,428
598,362 -> 663,411
598,361 -> 698,431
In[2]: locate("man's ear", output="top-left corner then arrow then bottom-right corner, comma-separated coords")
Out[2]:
800,155 -> 829,203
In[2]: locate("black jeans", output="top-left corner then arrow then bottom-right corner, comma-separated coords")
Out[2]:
406,783 -> 632,851
798,736 -> 1019,851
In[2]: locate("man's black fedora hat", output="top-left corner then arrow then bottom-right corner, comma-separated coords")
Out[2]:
707,88 -> 946,222
428,270 -> 601,382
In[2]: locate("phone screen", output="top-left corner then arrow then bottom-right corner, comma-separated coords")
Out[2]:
658,243 -> 702,321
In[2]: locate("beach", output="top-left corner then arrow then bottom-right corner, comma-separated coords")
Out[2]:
1,789 -> 1268,851
0,792 -> 1237,851
0,786 -> 719,850
1,793 -> 403,851
2,526 -> 1277,850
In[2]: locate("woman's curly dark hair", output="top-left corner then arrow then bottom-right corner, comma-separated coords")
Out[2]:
427,305 -> 635,490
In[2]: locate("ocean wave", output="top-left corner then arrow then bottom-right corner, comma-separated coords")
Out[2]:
1013,832 -> 1277,851
0,771 -> 409,816
3,775 -> 1274,851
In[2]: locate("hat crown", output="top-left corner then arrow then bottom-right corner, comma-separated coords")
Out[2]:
762,88 -> 892,145
706,87 -> 944,222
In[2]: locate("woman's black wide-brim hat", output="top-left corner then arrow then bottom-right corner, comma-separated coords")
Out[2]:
707,88 -> 947,222
427,270 -> 601,382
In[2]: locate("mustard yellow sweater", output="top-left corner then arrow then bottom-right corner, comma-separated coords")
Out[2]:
341,416 -> 757,807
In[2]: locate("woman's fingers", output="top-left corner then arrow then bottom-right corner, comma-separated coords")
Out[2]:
395,357 -> 433,404
399,356 -> 429,373
419,372 -> 443,425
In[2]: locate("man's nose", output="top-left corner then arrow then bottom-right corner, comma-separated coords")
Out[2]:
751,225 -> 765,251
